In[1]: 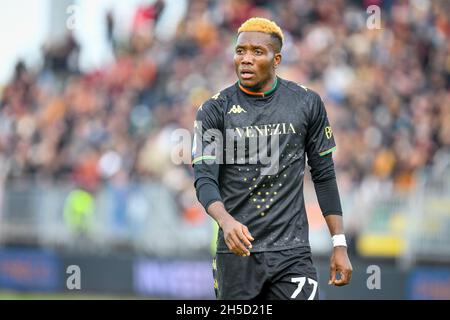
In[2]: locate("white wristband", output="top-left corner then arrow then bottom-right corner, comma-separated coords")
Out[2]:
332,234 -> 347,247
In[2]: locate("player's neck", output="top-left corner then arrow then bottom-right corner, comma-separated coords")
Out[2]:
239,77 -> 278,97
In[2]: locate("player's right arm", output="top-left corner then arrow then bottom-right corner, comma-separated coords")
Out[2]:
207,202 -> 254,256
192,98 -> 253,256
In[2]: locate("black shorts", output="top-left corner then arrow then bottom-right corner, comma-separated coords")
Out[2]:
212,246 -> 319,300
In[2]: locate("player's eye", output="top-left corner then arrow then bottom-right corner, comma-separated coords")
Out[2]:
255,49 -> 263,55
236,48 -> 244,54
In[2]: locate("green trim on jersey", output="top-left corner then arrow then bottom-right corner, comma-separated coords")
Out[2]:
238,77 -> 278,97
192,155 -> 217,164
319,146 -> 336,156
262,77 -> 278,95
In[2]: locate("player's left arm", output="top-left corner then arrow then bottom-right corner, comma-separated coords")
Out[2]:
324,214 -> 353,286
305,90 -> 352,286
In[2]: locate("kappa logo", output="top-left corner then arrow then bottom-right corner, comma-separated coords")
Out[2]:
228,104 -> 247,114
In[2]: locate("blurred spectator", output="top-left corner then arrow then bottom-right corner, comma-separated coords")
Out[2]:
63,187 -> 95,235
42,32 -> 80,76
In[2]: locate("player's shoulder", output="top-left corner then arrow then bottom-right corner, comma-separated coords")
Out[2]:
196,83 -> 236,114
279,78 -> 322,104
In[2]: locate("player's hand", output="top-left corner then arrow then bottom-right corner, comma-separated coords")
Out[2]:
329,246 -> 352,286
220,217 -> 254,257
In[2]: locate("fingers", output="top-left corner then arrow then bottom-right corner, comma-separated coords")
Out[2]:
330,268 -> 352,286
224,226 -> 253,256
333,269 -> 351,286
222,220 -> 253,257
231,231 -> 250,256
225,231 -> 249,256
328,265 -> 337,285
333,272 -> 347,286
242,226 -> 254,243
224,234 -> 242,256
238,227 -> 253,249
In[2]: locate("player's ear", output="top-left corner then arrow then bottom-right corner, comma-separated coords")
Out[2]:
274,53 -> 282,69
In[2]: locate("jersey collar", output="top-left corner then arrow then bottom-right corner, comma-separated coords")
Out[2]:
238,77 -> 279,98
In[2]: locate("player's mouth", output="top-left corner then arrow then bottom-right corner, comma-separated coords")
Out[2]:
240,70 -> 255,80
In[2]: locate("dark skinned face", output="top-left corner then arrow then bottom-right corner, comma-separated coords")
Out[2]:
234,32 -> 282,92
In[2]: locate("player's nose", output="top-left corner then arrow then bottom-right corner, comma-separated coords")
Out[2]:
241,52 -> 254,65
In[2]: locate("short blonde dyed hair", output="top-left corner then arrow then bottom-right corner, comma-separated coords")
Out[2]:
237,17 -> 284,49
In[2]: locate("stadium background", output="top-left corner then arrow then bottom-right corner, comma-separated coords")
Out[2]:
0,0 -> 449,299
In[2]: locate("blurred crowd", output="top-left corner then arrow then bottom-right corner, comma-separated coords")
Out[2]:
0,0 -> 449,228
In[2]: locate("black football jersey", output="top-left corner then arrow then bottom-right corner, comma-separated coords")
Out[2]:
193,77 -> 336,253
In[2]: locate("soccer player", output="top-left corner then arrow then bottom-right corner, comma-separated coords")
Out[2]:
192,17 -> 352,300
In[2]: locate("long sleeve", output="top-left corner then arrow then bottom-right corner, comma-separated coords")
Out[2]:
192,98 -> 224,211
305,91 -> 342,216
